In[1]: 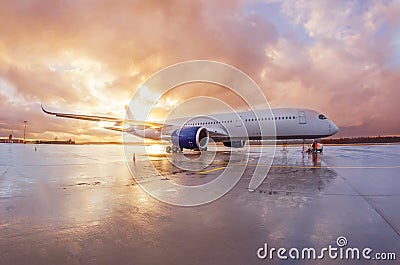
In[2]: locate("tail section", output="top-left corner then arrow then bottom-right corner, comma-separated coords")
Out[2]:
125,105 -> 135,120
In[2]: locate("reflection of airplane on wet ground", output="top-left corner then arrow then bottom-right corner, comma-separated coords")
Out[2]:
42,105 -> 338,152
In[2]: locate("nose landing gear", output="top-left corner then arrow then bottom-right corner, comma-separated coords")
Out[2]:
302,139 -> 323,153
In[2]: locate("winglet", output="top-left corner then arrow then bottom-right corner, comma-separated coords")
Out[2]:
41,104 -> 54,115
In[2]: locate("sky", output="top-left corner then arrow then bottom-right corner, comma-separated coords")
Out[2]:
0,0 -> 399,141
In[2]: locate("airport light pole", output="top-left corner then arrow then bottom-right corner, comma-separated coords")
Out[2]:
23,121 -> 27,144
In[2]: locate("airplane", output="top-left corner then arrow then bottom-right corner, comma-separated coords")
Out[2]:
41,105 -> 339,153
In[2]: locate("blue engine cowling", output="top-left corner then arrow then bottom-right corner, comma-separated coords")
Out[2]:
171,126 -> 209,150
223,140 -> 246,148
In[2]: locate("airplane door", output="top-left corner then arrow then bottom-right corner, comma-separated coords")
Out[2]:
235,116 -> 242,127
298,111 -> 307,124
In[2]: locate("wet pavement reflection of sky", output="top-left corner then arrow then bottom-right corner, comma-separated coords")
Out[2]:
0,144 -> 399,265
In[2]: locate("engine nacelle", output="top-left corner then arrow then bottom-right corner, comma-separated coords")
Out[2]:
171,126 -> 209,150
223,140 -> 246,148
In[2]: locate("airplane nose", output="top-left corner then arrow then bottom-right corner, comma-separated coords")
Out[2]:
331,122 -> 339,134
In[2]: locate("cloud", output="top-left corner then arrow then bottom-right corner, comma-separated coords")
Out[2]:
0,0 -> 399,140
263,0 -> 400,136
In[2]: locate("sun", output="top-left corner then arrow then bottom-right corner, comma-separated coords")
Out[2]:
127,85 -> 180,122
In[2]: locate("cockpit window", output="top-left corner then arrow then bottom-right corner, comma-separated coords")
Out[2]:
319,114 -> 327,120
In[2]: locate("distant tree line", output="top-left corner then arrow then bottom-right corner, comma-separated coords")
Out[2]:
321,136 -> 400,144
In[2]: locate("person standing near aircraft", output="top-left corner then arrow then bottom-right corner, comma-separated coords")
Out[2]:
312,140 -> 317,153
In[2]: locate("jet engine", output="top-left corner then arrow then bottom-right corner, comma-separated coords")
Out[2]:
171,126 -> 209,150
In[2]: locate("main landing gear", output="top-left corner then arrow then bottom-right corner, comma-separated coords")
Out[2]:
166,145 -> 183,153
165,146 -> 208,153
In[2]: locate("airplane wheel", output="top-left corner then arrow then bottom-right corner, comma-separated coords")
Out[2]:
166,146 -> 172,153
172,146 -> 178,153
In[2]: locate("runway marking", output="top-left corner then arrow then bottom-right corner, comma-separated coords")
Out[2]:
199,166 -> 226,174
334,168 -> 400,238
199,164 -> 400,174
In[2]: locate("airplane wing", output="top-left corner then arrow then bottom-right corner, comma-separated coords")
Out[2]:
102,126 -> 126,132
41,105 -> 121,122
42,105 -> 229,140
41,105 -> 170,129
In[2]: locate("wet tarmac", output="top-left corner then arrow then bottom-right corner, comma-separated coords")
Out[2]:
0,143 -> 399,264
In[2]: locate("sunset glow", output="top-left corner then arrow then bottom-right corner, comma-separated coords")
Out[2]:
0,0 -> 399,141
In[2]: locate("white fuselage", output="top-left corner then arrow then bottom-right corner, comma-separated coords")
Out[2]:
131,108 -> 339,141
